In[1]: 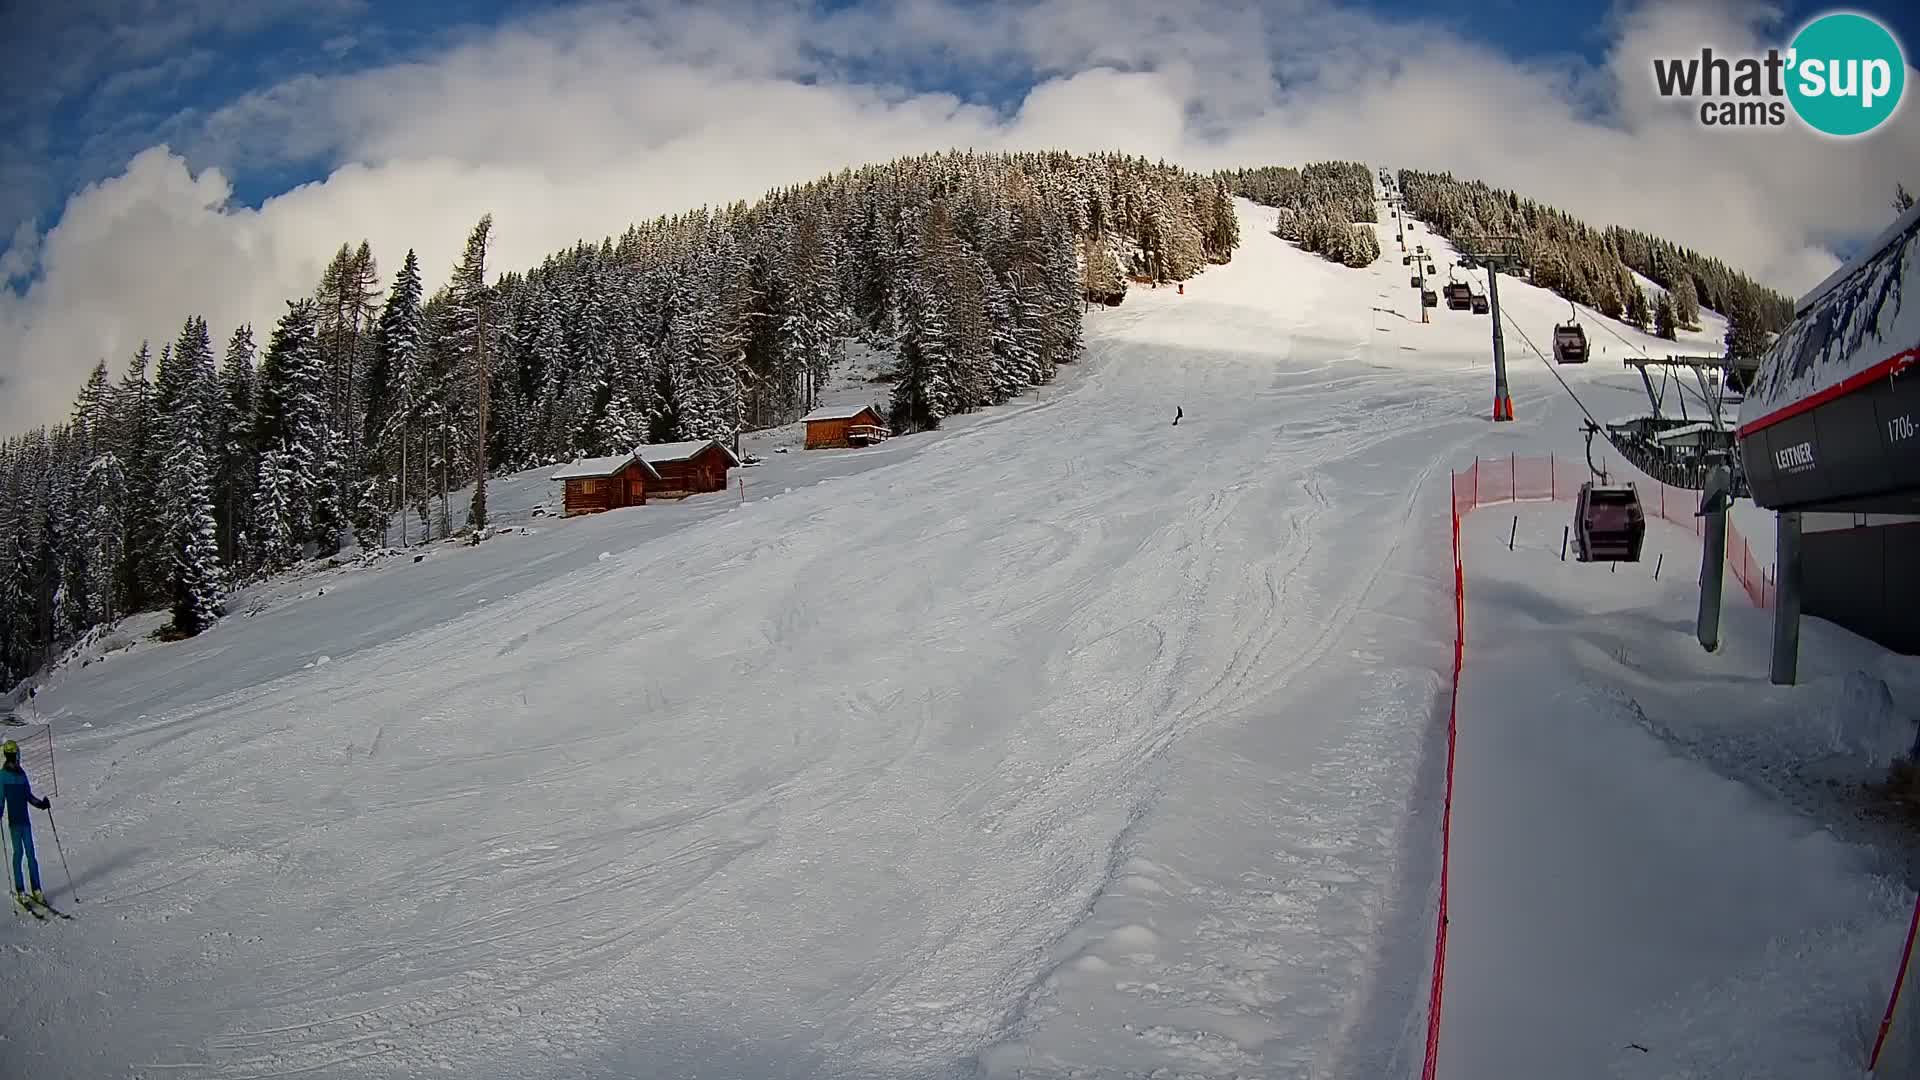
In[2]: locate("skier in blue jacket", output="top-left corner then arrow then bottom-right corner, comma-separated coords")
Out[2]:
2,739 -> 51,908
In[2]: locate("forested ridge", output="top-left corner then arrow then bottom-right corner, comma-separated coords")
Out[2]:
0,151 -> 1809,689
1395,168 -> 1795,354
0,150 -> 1256,684
1219,162 -> 1382,267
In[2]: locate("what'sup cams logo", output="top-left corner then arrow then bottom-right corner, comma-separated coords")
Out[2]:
1652,11 -> 1907,135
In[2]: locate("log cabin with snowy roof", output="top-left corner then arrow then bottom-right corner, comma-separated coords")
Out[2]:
638,439 -> 742,498
552,452 -> 661,517
802,404 -> 892,449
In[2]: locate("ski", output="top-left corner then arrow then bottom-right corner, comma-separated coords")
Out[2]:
14,895 -> 45,921
30,897 -> 71,920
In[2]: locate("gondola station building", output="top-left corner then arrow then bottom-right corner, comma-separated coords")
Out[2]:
1737,201 -> 1920,655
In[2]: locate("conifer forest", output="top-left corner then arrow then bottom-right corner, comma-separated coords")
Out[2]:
0,151 -> 1796,688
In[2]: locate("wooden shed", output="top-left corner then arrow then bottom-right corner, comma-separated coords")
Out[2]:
552,452 -> 661,517
639,439 -> 741,498
802,404 -> 892,449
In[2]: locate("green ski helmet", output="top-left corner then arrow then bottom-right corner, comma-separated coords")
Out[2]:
1,739 -> 16,758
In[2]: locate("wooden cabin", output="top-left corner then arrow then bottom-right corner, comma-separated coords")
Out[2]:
638,439 -> 741,498
802,404 -> 892,449
552,452 -> 661,517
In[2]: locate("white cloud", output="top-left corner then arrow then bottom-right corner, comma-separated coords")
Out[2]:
3,0 -> 1916,436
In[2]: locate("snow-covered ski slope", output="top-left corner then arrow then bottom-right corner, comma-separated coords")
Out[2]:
6,195 -> 1903,1079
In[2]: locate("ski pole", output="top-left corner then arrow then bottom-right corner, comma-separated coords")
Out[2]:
43,806 -> 76,902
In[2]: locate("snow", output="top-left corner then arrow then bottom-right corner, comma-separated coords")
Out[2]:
1654,421 -> 1716,441
1441,499 -> 1920,1079
800,403 -> 883,422
3,196 -> 1912,1080
1741,203 -> 1920,427
638,438 -> 741,465
550,451 -> 650,480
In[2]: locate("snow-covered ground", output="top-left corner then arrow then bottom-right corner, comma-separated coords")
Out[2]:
4,196 -> 1914,1080
1441,501 -> 1920,1079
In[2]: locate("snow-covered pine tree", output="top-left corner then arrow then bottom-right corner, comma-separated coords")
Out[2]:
71,360 -> 112,459
445,214 -> 494,532
780,212 -> 846,413
1655,292 -> 1678,341
45,437 -> 90,647
0,527 -> 37,687
256,299 -> 331,553
82,453 -> 126,625
351,476 -> 386,553
166,437 -> 223,637
1627,284 -> 1652,331
367,249 -> 425,540
217,326 -> 258,574
1723,285 -> 1771,361
253,447 -> 299,574
114,342 -> 162,612
1671,275 -> 1700,329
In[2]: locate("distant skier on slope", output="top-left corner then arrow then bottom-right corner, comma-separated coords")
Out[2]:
1172,406 -> 1183,426
3,739 -> 51,909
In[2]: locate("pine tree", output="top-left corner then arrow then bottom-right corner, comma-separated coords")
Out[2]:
115,343 -> 161,611
82,454 -> 126,625
1671,275 -> 1700,328
1723,286 -> 1771,361
1654,292 -> 1678,340
446,215 -> 494,532
167,438 -> 223,637
351,476 -> 386,552
1626,285 -> 1651,331
256,299 -> 330,553
217,326 -> 258,573
369,249 -> 425,542
71,361 -> 112,457
254,448 -> 299,574
0,528 -> 37,686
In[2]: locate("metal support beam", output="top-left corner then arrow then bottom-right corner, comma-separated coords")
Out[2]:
1770,510 -> 1803,685
1639,367 -> 1663,423
1697,466 -> 1730,651
1486,267 -> 1512,420
1460,234 -> 1523,423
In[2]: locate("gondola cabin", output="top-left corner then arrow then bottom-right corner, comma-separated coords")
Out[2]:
1403,254 -> 1412,265
803,404 -> 893,449
1410,274 -> 1422,288
1444,282 -> 1473,310
553,452 -> 661,517
1553,322 -> 1589,363
639,439 -> 741,498
1471,293 -> 1490,315
1421,288 -> 1439,308
1572,482 -> 1647,562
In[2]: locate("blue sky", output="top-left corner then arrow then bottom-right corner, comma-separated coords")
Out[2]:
4,0 -> 1914,235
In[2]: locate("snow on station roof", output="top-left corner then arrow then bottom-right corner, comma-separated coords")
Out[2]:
1654,422 -> 1718,442
1739,202 -> 1920,435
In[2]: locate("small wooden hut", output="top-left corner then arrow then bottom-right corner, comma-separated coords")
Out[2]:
802,404 -> 891,449
552,452 -> 661,517
639,440 -> 741,498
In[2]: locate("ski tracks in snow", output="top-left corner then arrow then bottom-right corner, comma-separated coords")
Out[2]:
19,206 -> 1494,1079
